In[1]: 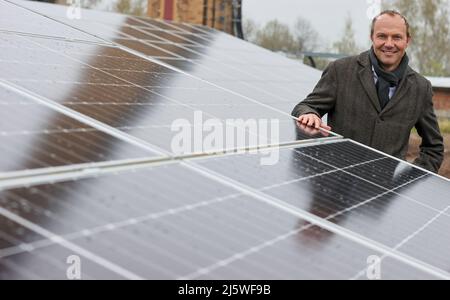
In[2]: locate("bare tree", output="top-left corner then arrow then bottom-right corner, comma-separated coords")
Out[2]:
293,17 -> 320,53
243,18 -> 259,43
332,15 -> 362,56
114,0 -> 147,16
80,0 -> 102,9
254,20 -> 296,53
385,0 -> 450,76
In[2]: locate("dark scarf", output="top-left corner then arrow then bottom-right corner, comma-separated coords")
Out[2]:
369,47 -> 409,109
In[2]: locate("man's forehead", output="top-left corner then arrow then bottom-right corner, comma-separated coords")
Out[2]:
374,14 -> 407,31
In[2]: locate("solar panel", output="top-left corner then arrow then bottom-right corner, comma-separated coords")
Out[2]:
0,0 -> 109,44
5,0 -> 319,112
0,140 -> 447,280
0,85 -> 156,173
0,0 -> 449,281
0,33 -> 336,155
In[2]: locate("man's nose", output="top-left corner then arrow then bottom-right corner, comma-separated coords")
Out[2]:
384,37 -> 394,47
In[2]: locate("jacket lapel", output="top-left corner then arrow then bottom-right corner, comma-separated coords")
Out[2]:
380,68 -> 414,114
357,52 -> 382,113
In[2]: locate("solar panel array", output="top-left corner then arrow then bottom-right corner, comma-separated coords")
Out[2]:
0,0 -> 449,280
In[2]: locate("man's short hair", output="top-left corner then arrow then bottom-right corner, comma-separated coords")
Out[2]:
371,10 -> 411,38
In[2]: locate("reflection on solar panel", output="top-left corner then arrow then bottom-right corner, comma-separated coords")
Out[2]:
0,0 -> 449,280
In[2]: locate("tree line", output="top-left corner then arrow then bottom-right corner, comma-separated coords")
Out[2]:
244,0 -> 450,76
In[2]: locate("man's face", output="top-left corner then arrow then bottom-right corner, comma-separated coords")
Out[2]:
371,14 -> 411,71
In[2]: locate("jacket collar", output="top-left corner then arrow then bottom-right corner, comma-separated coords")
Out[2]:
357,50 -> 415,76
357,50 -> 414,114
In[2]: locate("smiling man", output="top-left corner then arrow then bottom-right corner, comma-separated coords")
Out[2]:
292,10 -> 444,173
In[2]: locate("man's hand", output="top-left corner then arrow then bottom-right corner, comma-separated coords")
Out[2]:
296,113 -> 332,137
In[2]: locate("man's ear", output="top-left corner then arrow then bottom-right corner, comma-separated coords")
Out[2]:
406,36 -> 412,46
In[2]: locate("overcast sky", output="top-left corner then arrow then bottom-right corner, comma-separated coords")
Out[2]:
242,0 -> 378,50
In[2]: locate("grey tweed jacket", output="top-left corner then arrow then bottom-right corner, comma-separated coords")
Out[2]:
292,50 -> 444,173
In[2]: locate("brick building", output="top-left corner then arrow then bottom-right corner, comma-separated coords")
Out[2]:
427,77 -> 450,113
147,0 -> 243,37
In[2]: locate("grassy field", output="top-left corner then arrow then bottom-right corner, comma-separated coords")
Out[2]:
439,119 -> 450,134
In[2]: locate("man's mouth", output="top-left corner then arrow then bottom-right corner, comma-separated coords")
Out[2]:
381,49 -> 398,55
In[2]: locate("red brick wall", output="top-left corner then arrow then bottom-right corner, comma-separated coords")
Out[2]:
433,88 -> 450,110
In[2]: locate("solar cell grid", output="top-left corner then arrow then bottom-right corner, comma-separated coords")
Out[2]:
0,85 -> 155,173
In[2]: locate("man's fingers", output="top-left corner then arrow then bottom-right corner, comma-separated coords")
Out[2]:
297,115 -> 332,133
314,118 -> 320,129
297,116 -> 306,125
320,123 -> 332,131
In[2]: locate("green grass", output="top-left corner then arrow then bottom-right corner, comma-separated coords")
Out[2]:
439,119 -> 450,134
